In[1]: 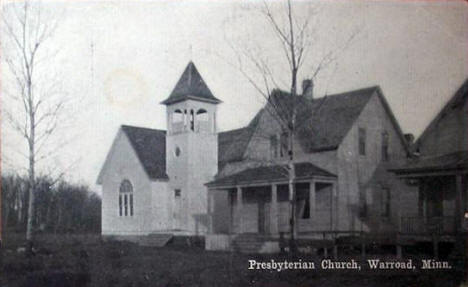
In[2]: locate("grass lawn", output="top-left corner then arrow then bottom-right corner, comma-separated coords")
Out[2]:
0,233 -> 465,287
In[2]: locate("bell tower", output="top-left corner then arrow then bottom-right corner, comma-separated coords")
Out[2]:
161,61 -> 220,235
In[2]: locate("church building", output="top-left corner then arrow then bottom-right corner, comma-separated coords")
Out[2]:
97,61 -> 414,251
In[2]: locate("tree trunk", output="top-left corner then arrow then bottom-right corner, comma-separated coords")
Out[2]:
26,83 -> 35,242
3,205 -> 9,233
26,180 -> 35,241
17,189 -> 23,228
288,127 -> 297,253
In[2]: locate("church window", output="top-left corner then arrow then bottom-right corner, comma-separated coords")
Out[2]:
172,109 -> 183,122
190,110 -> 194,131
196,109 -> 208,121
119,180 -> 134,217
175,146 -> 181,157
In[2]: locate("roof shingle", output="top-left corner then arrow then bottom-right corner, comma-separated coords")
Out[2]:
262,86 -> 377,152
121,125 -> 168,180
206,162 -> 336,187
218,109 -> 263,169
161,61 -> 221,105
390,151 -> 468,174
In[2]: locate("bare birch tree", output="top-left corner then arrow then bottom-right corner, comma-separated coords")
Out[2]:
222,0 -> 358,251
1,1 -> 66,243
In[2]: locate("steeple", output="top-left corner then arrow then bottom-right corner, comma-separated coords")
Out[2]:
161,61 -> 221,105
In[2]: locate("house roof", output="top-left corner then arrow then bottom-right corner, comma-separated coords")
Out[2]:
415,78 -> 468,149
218,109 -> 264,169
206,162 -> 336,188
121,125 -> 169,180
261,86 -> 409,153
295,87 -> 377,152
161,61 -> 221,105
389,151 -> 468,175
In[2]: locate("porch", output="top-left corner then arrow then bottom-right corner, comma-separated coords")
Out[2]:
391,152 -> 468,237
205,162 -> 338,251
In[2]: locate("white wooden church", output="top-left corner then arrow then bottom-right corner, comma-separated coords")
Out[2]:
97,62 -> 220,237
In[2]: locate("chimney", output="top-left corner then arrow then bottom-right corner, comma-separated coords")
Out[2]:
302,79 -> 314,100
404,133 -> 414,144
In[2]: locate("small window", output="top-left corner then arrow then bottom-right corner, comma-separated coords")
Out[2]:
381,187 -> 390,217
174,189 -> 181,197
175,146 -> 181,157
381,131 -> 389,161
270,135 -> 278,159
280,132 -> 288,157
119,180 -> 134,217
119,196 -> 123,217
359,187 -> 367,218
358,128 -> 366,156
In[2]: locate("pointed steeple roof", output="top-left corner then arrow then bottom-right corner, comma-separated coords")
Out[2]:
161,61 -> 221,105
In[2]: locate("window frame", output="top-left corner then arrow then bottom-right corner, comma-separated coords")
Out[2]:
119,179 -> 134,217
381,131 -> 389,162
359,186 -> 367,218
270,134 -> 278,159
381,187 -> 391,218
358,127 -> 366,156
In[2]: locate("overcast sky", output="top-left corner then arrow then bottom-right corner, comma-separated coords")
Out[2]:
2,0 -> 467,192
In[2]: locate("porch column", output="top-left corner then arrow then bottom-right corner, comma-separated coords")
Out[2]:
456,175 -> 463,232
332,183 -> 338,231
309,180 -> 316,221
208,189 -> 215,234
237,186 -> 243,233
270,184 -> 279,235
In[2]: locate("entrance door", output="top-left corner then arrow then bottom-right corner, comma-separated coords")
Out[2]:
174,189 -> 181,230
257,189 -> 270,234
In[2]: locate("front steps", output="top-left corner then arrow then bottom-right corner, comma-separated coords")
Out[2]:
138,234 -> 173,247
232,233 -> 277,253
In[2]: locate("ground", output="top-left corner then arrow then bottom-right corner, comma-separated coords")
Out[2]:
0,233 -> 465,287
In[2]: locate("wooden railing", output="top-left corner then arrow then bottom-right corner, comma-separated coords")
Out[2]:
400,216 -> 456,234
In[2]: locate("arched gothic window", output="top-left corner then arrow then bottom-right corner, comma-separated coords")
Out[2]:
119,179 -> 134,217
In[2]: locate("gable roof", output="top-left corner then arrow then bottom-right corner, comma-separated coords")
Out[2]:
261,86 -> 409,153
415,78 -> 468,149
218,109 -> 264,169
161,61 -> 221,105
295,87 -> 377,152
121,125 -> 169,180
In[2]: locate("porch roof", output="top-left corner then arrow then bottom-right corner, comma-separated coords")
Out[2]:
389,151 -> 468,176
206,162 -> 336,188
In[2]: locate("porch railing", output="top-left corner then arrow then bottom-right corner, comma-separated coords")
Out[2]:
400,216 -> 456,234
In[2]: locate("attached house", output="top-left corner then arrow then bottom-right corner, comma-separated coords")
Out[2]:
97,61 -> 413,251
206,81 -> 413,251
391,79 -> 468,239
